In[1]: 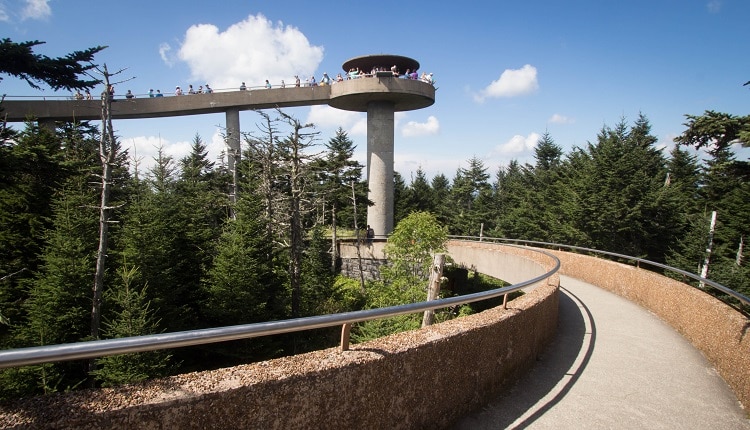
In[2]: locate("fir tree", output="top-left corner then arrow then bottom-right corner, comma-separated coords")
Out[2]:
92,263 -> 171,387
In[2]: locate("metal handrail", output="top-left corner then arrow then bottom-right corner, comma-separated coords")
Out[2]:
0,243 -> 560,369
449,235 -> 750,307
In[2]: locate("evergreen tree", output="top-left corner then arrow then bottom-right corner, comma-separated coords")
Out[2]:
450,156 -> 491,236
405,167 -> 434,214
430,173 -> 452,228
175,134 -> 227,323
296,225 -> 341,351
534,131 -> 563,171
0,121 -> 106,397
495,133 -> 577,242
0,38 -> 105,91
674,110 -> 750,155
311,128 -> 366,267
203,178 -> 282,364
0,123 -> 66,332
118,148 -> 201,335
92,264 -> 171,387
393,171 -> 410,225
666,146 -> 701,214
571,116 -> 678,260
489,160 -> 529,238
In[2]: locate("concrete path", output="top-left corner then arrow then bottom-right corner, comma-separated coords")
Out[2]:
451,275 -> 750,429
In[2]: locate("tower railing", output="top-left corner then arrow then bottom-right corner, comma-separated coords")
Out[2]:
449,235 -> 750,308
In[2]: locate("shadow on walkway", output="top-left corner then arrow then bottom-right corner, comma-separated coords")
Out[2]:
451,285 -> 595,429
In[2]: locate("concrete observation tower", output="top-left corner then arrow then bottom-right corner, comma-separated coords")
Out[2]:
330,54 -> 435,236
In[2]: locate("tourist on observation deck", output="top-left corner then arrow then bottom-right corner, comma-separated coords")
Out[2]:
175,86 -> 183,96
240,82 -> 247,90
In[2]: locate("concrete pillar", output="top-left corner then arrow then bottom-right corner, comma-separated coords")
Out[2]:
225,109 -> 241,172
366,100 -> 395,237
225,109 -> 240,205
38,119 -> 56,133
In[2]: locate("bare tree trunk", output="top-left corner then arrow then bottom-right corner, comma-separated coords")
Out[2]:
330,203 -> 338,273
351,181 -> 366,293
89,64 -> 123,381
422,253 -> 445,327
285,118 -> 308,319
736,236 -> 744,267
91,64 -> 118,341
699,210 -> 717,289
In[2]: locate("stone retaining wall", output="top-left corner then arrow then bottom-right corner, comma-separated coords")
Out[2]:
550,249 -> 750,409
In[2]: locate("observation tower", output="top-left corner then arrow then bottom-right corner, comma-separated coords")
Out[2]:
330,54 -> 435,236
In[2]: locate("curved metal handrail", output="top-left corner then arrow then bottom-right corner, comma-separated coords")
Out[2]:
449,235 -> 750,307
0,243 -> 560,369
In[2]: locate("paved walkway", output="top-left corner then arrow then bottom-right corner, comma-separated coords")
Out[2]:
452,276 -> 750,429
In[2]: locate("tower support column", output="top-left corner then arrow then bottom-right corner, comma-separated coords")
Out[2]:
225,109 -> 241,171
225,109 -> 241,204
366,100 -> 395,237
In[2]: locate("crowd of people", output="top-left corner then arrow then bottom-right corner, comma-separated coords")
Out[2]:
243,65 -> 434,90
73,89 -> 93,100
345,65 -> 435,85
77,67 -> 434,100
172,84 -> 213,96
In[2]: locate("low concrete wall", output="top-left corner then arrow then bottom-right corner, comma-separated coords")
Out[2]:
550,249 -> 750,409
447,240 -> 558,286
0,242 -> 560,429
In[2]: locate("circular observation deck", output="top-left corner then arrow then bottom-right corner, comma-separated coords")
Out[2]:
329,54 -> 435,112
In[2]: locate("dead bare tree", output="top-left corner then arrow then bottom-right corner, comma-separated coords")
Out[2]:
90,64 -> 131,342
275,109 -> 319,318
244,110 -> 281,243
351,181 -> 366,293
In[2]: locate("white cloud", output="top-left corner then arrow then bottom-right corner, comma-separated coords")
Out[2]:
401,115 -> 440,137
124,128 -> 228,175
493,132 -> 541,155
159,43 -> 174,67
0,5 -> 9,22
707,0 -> 722,13
349,118 -> 367,136
306,105 -> 365,135
394,152 -> 463,181
474,64 -> 539,102
176,13 -> 324,90
20,0 -> 50,21
548,113 -> 574,124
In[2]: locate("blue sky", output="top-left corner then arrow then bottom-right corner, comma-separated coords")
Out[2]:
1,0 -> 748,181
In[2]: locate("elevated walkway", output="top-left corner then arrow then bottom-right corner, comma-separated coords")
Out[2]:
0,77 -> 435,122
453,275 -> 750,429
